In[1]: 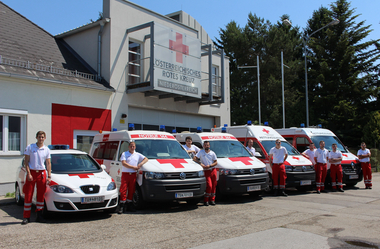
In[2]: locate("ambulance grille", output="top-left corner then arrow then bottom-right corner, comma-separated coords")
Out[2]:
80,185 -> 100,194
165,184 -> 201,191
239,168 -> 266,175
239,178 -> 267,185
165,172 -> 199,179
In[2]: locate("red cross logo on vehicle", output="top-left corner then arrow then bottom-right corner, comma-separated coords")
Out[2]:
68,173 -> 94,178
262,128 -> 269,134
292,156 -> 299,160
157,159 -> 187,168
342,154 -> 348,157
169,32 -> 189,63
229,157 -> 254,165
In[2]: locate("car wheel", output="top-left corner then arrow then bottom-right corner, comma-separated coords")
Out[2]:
133,186 -> 146,210
15,184 -> 24,206
42,201 -> 52,219
186,198 -> 201,205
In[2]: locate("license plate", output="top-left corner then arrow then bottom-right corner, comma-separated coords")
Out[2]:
349,174 -> 358,179
81,196 -> 105,204
300,180 -> 311,186
247,185 -> 261,192
175,192 -> 193,198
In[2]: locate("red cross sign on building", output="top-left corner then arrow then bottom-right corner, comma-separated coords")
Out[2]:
169,32 -> 189,63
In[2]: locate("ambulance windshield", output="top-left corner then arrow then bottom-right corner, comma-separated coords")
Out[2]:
310,136 -> 347,152
134,140 -> 190,159
260,141 -> 300,155
51,154 -> 101,173
208,140 -> 252,158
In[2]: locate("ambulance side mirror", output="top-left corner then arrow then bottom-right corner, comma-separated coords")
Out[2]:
101,164 -> 106,171
254,152 -> 261,157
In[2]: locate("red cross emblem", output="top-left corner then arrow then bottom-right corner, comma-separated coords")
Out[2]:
169,33 -> 189,63
157,159 -> 187,168
292,156 -> 299,160
68,173 -> 94,178
117,169 -> 120,175
342,154 -> 348,157
229,157 -> 253,165
263,128 -> 269,134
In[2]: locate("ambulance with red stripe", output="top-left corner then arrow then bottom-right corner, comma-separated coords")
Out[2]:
15,145 -> 119,216
89,129 -> 206,209
174,130 -> 269,196
276,127 -> 362,187
214,123 -> 315,191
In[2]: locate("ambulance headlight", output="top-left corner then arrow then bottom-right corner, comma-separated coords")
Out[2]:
197,170 -> 204,177
262,167 -> 267,172
51,185 -> 74,193
285,166 -> 293,172
144,172 -> 165,179
220,169 -> 239,175
107,182 -> 116,191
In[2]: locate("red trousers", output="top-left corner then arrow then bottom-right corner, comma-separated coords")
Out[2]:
204,168 -> 217,202
23,170 -> 46,218
272,163 -> 286,189
119,172 -> 137,203
315,163 -> 327,191
330,164 -> 343,189
361,162 -> 372,187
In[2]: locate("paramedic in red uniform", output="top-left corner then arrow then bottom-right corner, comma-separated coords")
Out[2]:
269,139 -> 288,196
314,140 -> 329,194
22,131 -> 51,225
329,143 -> 344,192
357,142 -> 372,189
194,141 -> 218,206
118,141 -> 148,214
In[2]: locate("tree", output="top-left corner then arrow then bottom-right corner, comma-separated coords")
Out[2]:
215,14 -> 304,127
305,0 -> 380,146
362,111 -> 380,148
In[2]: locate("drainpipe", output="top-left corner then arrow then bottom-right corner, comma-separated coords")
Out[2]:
97,18 -> 110,81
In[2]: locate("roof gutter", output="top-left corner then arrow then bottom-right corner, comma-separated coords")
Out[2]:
97,18 -> 110,80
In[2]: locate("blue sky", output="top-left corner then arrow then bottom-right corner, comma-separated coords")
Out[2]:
3,0 -> 379,43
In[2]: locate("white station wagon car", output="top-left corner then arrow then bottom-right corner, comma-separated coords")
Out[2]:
15,145 -> 118,216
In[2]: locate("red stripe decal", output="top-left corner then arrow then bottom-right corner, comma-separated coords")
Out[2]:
156,159 -> 186,168
68,173 -> 94,178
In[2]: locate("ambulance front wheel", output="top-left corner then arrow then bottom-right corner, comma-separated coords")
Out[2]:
133,185 -> 146,210
15,184 -> 24,206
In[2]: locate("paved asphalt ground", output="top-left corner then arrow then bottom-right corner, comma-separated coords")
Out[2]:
1,173 -> 380,249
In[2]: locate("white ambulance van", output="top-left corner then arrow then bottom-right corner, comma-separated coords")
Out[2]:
215,123 -> 315,191
89,129 -> 206,209
174,131 -> 269,196
276,127 -> 362,187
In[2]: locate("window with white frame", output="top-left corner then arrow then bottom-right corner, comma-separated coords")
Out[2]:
128,41 -> 142,85
0,109 -> 27,155
212,65 -> 220,96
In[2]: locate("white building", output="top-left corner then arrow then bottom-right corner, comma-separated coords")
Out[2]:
0,0 -> 230,194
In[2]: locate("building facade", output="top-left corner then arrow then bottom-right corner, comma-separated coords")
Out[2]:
0,0 -> 230,194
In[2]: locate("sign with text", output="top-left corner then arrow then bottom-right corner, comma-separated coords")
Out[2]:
154,23 -> 201,98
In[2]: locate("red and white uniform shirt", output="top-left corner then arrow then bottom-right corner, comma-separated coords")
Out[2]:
120,151 -> 145,173
303,149 -> 316,164
196,150 -> 217,170
269,146 -> 288,164
328,150 -> 342,164
24,143 -> 50,170
246,146 -> 256,155
314,148 -> 329,163
357,149 -> 370,163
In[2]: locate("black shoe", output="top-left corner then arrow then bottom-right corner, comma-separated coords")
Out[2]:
35,211 -> 47,223
204,201 -> 209,206
369,186 -> 372,189
21,218 -> 30,225
338,188 -> 344,192
280,191 -> 288,197
316,190 -> 321,194
273,190 -> 278,196
209,201 -> 215,205
127,202 -> 136,212
117,203 -> 125,214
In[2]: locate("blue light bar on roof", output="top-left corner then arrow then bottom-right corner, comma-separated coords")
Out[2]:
197,126 -> 202,133
222,127 -> 227,133
247,120 -> 252,125
264,122 -> 269,126
48,145 -> 69,150
128,123 -> 135,131
159,125 -> 165,131
300,123 -> 305,128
